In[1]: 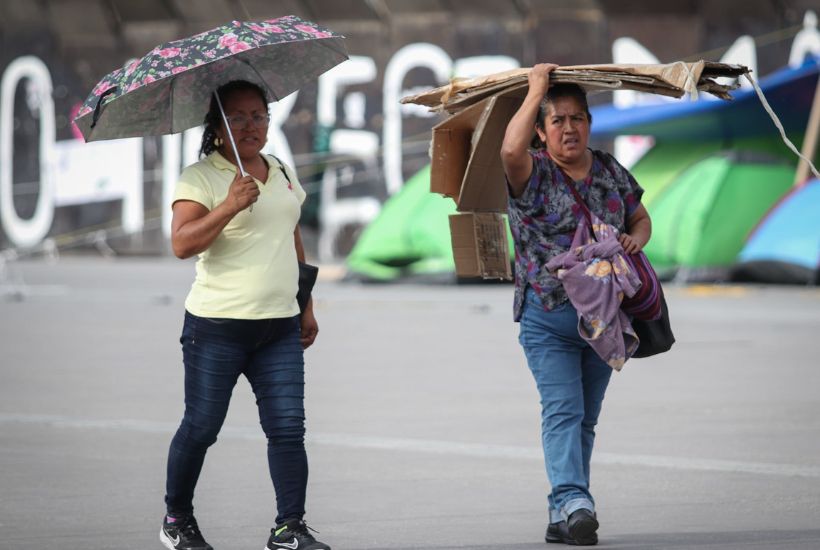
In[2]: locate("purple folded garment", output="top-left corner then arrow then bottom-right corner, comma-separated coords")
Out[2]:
546,214 -> 642,370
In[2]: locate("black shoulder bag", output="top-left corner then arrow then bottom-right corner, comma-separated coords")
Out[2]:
556,163 -> 675,358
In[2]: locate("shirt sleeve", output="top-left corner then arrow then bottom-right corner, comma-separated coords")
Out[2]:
508,149 -> 550,210
602,152 -> 644,218
173,164 -> 215,210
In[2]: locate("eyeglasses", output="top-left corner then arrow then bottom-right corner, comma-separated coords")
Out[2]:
225,113 -> 270,129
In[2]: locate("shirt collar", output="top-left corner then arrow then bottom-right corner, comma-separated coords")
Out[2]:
206,150 -> 238,172
207,150 -> 272,175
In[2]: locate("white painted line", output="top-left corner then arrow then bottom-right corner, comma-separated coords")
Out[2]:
2,413 -> 819,479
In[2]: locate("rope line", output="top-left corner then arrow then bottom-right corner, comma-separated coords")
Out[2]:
743,71 -> 820,180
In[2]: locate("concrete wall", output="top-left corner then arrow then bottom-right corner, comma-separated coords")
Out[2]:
0,1 -> 817,257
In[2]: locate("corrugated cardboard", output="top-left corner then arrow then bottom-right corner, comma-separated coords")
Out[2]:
449,212 -> 511,280
430,99 -> 485,202
459,93 -> 523,212
430,90 -> 524,212
401,61 -> 748,112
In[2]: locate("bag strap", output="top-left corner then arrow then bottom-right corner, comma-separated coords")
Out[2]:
267,153 -> 292,186
553,159 -> 593,227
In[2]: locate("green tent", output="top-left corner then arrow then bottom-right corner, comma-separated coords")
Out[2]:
642,152 -> 795,273
346,164 -> 517,281
629,137 -> 800,209
346,143 -> 799,281
346,165 -> 458,281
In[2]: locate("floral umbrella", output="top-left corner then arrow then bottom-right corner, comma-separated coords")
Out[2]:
74,15 -> 347,143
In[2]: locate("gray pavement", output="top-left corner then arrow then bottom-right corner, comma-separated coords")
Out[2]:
1,257 -> 819,550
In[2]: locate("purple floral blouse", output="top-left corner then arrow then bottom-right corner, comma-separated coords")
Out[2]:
507,148 -> 644,321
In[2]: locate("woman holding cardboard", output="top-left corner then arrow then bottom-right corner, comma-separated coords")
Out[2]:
501,63 -> 652,546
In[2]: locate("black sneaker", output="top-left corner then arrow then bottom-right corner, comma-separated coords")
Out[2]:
159,514 -> 213,550
266,519 -> 330,550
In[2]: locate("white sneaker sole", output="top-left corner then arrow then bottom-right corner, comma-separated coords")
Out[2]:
159,528 -> 178,550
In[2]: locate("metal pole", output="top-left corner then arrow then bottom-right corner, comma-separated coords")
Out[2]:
213,90 -> 252,211
794,78 -> 820,186
213,91 -> 247,177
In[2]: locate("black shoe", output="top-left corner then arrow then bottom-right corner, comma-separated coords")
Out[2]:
568,509 -> 599,542
159,514 -> 213,550
266,519 -> 330,550
545,512 -> 599,546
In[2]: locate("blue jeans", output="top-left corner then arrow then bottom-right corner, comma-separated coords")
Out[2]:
165,311 -> 307,524
519,288 -> 613,524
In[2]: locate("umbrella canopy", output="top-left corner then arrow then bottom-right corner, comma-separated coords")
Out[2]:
74,15 -> 347,142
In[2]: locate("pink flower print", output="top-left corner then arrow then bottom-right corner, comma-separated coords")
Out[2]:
92,80 -> 115,96
158,47 -> 181,59
294,24 -> 317,34
228,41 -> 251,54
219,33 -> 238,49
249,23 -> 284,34
125,59 -> 140,76
143,74 -> 156,85
607,198 -> 620,212
76,104 -> 92,118
171,66 -> 187,75
295,24 -> 331,38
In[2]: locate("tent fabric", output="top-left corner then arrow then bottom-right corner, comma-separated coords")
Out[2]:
738,178 -> 820,270
628,142 -> 724,207
729,260 -> 816,285
627,137 -> 803,209
590,55 -> 819,142
642,153 -> 795,272
345,165 -> 457,281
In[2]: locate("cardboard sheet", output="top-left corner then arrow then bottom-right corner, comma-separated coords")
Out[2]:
402,61 -> 749,113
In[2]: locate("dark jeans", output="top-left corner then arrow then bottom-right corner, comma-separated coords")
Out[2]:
165,311 -> 307,524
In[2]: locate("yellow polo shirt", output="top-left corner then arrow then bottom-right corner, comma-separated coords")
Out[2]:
173,151 -> 306,319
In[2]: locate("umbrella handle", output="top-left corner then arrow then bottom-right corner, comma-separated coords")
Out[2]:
214,91 -> 253,212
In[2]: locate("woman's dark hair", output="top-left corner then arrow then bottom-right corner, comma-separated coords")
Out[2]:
199,80 -> 269,158
531,83 -> 592,149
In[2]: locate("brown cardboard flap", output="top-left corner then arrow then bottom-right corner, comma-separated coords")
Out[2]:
457,94 -> 523,212
449,213 -> 511,280
430,99 -> 487,202
430,128 -> 470,199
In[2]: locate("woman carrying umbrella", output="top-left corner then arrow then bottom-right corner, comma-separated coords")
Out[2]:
73,16 -> 348,550
161,79 -> 328,550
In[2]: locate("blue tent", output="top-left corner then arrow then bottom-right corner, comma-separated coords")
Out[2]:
590,55 -> 819,142
731,179 -> 820,283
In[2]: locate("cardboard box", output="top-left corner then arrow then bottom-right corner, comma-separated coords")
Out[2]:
449,212 -> 511,280
430,91 -> 524,212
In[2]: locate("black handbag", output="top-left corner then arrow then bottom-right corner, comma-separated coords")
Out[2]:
631,286 -> 675,358
297,261 -> 318,313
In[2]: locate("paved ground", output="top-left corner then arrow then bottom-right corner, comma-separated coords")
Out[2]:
1,257 -> 819,550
